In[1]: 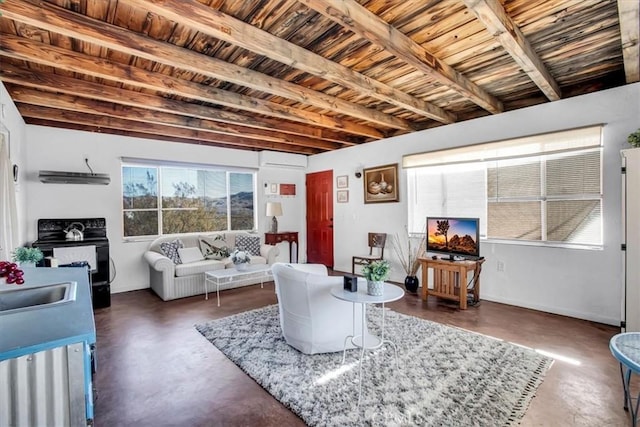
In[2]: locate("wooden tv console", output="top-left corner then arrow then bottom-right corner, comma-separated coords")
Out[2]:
418,257 -> 485,309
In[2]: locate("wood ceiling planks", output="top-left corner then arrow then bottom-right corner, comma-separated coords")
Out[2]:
0,0 -> 630,154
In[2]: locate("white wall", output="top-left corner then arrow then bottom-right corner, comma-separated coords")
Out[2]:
23,128 -> 306,293
0,82 -> 27,246
308,82 -> 640,326
15,80 -> 640,325
259,163 -> 307,263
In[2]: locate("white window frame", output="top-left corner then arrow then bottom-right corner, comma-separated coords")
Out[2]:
403,126 -> 603,249
121,158 -> 258,240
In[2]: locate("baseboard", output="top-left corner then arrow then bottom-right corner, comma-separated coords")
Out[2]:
482,293 -> 619,327
111,283 -> 150,294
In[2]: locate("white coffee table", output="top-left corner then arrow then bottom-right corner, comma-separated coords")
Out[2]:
331,280 -> 404,404
205,265 -> 272,307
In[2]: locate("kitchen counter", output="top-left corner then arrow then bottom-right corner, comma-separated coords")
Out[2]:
0,267 -> 96,361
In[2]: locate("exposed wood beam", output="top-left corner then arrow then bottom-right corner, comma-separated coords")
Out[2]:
17,103 -> 319,154
122,0 -> 456,124
0,35 -> 361,144
3,0 -> 407,132
9,86 -> 342,151
617,0 -> 640,83
24,118 -> 275,151
0,65 -> 343,150
300,0 -> 503,114
462,0 -> 561,101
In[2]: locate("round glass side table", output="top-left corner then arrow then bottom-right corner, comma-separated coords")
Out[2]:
610,332 -> 640,426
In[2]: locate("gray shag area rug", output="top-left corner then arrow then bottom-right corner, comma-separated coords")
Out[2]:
196,305 -> 552,426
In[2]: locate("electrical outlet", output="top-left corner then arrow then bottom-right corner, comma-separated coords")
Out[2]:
497,260 -> 505,272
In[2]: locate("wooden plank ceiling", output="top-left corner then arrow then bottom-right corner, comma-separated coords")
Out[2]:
0,0 -> 638,155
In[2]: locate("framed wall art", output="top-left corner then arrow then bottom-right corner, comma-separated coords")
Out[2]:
363,163 -> 398,204
336,175 -> 349,188
337,190 -> 349,203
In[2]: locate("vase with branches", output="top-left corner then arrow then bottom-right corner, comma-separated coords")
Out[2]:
392,227 -> 426,293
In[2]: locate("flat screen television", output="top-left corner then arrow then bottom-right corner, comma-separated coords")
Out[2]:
426,217 -> 480,260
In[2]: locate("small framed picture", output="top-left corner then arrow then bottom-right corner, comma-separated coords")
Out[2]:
337,190 -> 349,203
336,175 -> 348,188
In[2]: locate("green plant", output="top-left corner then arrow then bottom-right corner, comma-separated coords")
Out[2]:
628,129 -> 640,148
11,247 -> 44,264
362,260 -> 391,282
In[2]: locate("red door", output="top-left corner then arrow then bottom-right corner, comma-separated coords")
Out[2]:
306,170 -> 334,267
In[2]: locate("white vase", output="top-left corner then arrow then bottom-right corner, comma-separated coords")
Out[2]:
19,261 -> 36,268
367,280 -> 384,296
236,262 -> 248,271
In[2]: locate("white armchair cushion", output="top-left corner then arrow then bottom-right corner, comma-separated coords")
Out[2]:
272,263 -> 364,354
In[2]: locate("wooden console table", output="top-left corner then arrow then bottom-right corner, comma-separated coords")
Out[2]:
265,231 -> 298,263
418,257 -> 485,309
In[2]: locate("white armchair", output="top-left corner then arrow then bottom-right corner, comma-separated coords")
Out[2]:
272,263 -> 365,354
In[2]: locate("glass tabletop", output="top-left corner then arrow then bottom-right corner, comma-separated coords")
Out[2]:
205,265 -> 272,279
610,332 -> 640,373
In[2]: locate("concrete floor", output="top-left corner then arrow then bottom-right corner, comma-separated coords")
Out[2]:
93,281 -> 629,426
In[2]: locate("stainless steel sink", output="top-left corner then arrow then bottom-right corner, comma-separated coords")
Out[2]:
0,282 -> 77,314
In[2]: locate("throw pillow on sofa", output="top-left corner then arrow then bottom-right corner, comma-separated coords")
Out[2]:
199,235 -> 230,260
160,239 -> 184,264
178,247 -> 205,264
236,234 -> 261,256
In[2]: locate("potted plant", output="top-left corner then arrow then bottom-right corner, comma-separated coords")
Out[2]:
230,249 -> 251,271
392,229 -> 427,293
628,129 -> 640,148
362,259 -> 391,296
11,247 -> 44,267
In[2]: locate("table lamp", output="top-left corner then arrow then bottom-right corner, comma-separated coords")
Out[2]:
266,202 -> 283,233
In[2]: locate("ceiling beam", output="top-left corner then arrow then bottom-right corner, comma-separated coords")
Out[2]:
17,103 -> 319,154
9,86 -> 343,151
122,0 -> 456,124
617,0 -> 640,83
300,0 -> 503,114
0,35 -> 362,143
24,118 -> 278,151
3,0 -> 409,132
462,0 -> 561,101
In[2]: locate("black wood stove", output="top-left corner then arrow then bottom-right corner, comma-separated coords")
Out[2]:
32,218 -> 111,309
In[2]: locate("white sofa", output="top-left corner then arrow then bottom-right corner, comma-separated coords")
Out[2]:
272,263 -> 366,354
144,232 -> 279,301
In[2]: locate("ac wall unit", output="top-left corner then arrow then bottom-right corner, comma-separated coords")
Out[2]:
39,170 -> 111,185
259,151 -> 307,169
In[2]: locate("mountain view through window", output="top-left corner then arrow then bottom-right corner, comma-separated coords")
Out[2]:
122,164 -> 255,237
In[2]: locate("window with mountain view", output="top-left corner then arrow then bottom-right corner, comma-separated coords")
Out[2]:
122,163 -> 256,238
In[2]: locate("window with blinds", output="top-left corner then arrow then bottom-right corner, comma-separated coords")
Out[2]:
404,126 -> 603,247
